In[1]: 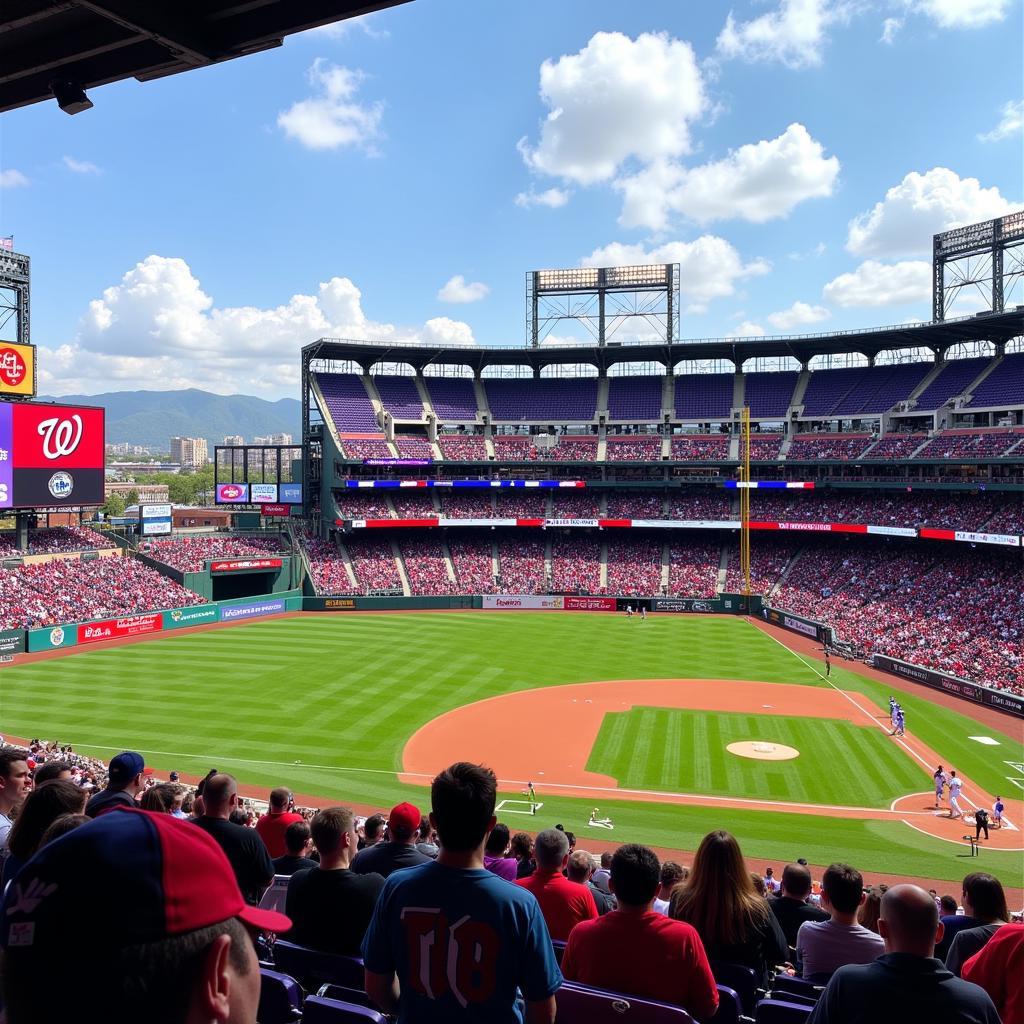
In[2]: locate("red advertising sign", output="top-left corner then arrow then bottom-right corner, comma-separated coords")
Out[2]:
210,558 -> 283,573
563,596 -> 618,611
77,613 -> 163,645
260,504 -> 290,517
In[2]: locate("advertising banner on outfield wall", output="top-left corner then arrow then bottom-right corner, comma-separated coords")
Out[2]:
78,613 -> 163,645
652,598 -> 721,613
764,606 -> 830,643
0,629 -> 25,655
163,605 -> 219,630
483,595 -> 565,610
210,558 -> 283,573
28,625 -> 79,652
219,598 -> 286,622
563,596 -> 617,611
873,655 -> 1024,718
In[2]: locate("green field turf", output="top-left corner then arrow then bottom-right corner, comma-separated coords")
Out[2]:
2,612 -> 1021,885
587,708 -> 928,807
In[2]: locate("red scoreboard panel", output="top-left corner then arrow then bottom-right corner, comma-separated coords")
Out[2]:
0,401 -> 105,509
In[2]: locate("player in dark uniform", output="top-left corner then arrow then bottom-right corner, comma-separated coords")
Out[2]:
974,807 -> 990,841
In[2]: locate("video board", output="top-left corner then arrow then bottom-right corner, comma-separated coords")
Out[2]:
0,401 -> 105,509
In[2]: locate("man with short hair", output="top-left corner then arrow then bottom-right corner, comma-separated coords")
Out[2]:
653,861 -> 687,915
85,750 -> 150,818
806,884 -> 1000,1024
517,828 -> 598,941
286,807 -> 385,955
0,805 -> 291,1023
272,821 -> 318,876
567,850 -> 612,915
191,773 -> 274,904
363,762 -> 561,1022
0,749 -> 32,860
254,787 -> 304,859
937,873 -> 1004,962
797,863 -> 885,981
562,844 -> 718,1019
32,761 -> 72,784
592,851 -> 613,893
352,802 -> 432,878
360,812 -> 386,849
769,862 -> 830,948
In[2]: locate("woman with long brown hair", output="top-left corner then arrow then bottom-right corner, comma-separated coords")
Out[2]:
3,780 -> 88,887
669,830 -> 788,982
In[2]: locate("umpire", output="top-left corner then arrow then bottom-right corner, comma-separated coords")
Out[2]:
974,807 -> 990,841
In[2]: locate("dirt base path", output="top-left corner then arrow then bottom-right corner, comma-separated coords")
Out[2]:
401,677 -> 1022,851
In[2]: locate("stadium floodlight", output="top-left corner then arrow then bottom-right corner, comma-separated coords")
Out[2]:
50,79 -> 93,115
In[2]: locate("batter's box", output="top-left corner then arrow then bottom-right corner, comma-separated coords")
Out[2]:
496,798 -> 543,816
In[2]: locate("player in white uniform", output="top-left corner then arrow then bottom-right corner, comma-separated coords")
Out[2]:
933,765 -> 947,809
948,771 -> 964,819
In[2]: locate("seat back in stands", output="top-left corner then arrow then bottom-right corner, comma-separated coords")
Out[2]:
556,982 -> 695,1023
257,968 -> 302,1024
770,977 -> 821,1003
755,998 -> 814,1024
711,961 -> 760,1015
713,984 -> 742,1024
301,996 -> 388,1023
317,984 -> 376,1009
272,939 -> 365,990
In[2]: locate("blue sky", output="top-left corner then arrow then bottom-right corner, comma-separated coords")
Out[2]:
0,0 -> 1021,398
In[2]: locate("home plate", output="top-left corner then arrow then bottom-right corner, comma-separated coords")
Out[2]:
969,736 -> 1000,746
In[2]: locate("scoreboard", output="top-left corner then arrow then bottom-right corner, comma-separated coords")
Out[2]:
0,401 -> 105,509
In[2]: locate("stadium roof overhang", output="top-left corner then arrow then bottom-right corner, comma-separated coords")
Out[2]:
0,0 -> 412,114
304,308 -> 1024,372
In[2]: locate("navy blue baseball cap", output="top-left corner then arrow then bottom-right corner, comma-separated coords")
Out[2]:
108,750 -> 153,783
1,807 -> 290,954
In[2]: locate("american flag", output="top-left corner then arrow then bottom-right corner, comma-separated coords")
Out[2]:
0,237 -> 13,251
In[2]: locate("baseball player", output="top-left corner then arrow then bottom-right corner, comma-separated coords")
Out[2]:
933,766 -> 947,809
824,649 -> 831,677
888,697 -> 897,730
525,781 -> 538,815
948,771 -> 964,819
993,796 -> 1004,829
640,607 -> 647,622
895,707 -> 905,737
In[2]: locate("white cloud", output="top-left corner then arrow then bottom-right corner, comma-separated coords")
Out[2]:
0,169 -> 29,188
518,31 -> 707,185
727,321 -> 767,337
914,0 -> 1010,28
880,17 -> 902,43
309,13 -> 389,39
63,156 -> 101,174
846,167 -> 1020,258
616,123 -> 839,230
822,259 -> 931,307
438,275 -> 490,303
514,187 -> 570,209
766,301 -> 831,329
715,0 -> 833,69
39,255 -> 475,398
582,236 -> 770,308
278,59 -> 383,152
978,99 -> 1023,142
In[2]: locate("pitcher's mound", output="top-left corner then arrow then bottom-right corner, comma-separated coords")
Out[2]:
727,741 -> 800,761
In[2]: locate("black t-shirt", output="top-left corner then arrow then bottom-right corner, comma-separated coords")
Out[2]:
272,854 -> 319,876
191,816 -> 274,904
351,841 -> 431,878
285,867 -> 386,955
85,788 -> 136,819
769,894 -> 830,948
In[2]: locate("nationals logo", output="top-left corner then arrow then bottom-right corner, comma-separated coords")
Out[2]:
37,415 -> 83,460
0,347 -> 26,388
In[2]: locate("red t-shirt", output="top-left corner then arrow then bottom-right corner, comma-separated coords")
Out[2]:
562,909 -> 719,1020
516,868 -> 598,941
962,923 -> 1024,1024
255,810 -> 305,859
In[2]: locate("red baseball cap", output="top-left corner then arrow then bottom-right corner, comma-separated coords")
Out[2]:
388,801 -> 421,834
1,807 -> 290,952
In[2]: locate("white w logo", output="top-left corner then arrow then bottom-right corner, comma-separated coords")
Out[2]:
37,415 -> 83,459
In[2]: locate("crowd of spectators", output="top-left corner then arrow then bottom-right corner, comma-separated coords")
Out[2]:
787,435 -> 874,461
543,437 -> 600,461
916,430 -> 1023,460
496,537 -> 547,593
491,435 -> 539,460
0,555 -> 204,630
339,438 -> 395,459
0,526 -> 115,556
438,490 -> 495,519
668,494 -> 733,521
392,436 -> 434,458
397,539 -> 456,595
550,536 -> 603,592
4,747 -> 1015,1024
437,433 -> 487,460
493,491 -> 549,519
344,539 -> 403,592
298,530 -> 357,595
862,434 -> 927,459
606,537 -> 664,595
605,436 -> 664,461
550,490 -> 602,518
668,541 -> 721,598
606,492 -> 665,518
390,491 -> 438,518
147,535 -> 284,572
724,539 -> 794,596
447,536 -> 495,592
748,434 -> 785,460
670,435 -> 731,460
334,492 -> 394,520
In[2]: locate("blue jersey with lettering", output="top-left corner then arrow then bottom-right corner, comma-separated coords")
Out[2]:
362,860 -> 562,1023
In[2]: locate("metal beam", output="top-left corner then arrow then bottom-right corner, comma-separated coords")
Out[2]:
75,0 -> 222,65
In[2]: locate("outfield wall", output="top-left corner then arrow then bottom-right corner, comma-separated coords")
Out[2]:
762,605 -> 833,644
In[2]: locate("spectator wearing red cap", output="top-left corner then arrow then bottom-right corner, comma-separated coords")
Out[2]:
0,806 -> 291,1023
351,801 -> 432,878
286,806 -> 385,956
84,750 -> 151,818
254,787 -> 304,858
517,828 -> 598,941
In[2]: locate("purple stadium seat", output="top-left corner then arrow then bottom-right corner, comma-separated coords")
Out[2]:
913,357 -> 989,409
373,375 -> 424,419
711,961 -> 760,1015
609,376 -> 664,419
272,940 -> 365,991
426,376 -> 479,420
771,976 -> 823,1003
484,378 -> 598,421
556,982 -> 696,1023
743,372 -> 798,418
675,373 -> 733,419
315,373 -> 379,431
258,968 -> 303,1024
713,985 -> 743,1024
967,352 -> 1024,407
301,996 -> 388,1024
754,998 -> 813,1024
316,984 -> 376,1008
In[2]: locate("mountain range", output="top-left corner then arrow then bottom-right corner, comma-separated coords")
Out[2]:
40,389 -> 303,452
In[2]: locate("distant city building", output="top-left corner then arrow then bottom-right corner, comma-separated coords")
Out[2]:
253,433 -> 293,446
170,436 -> 209,468
104,482 -> 170,503
105,442 -> 153,456
223,434 -> 244,446
108,461 -> 182,476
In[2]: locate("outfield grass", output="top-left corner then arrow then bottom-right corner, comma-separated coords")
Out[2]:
587,708 -> 928,807
2,612 -> 1021,885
